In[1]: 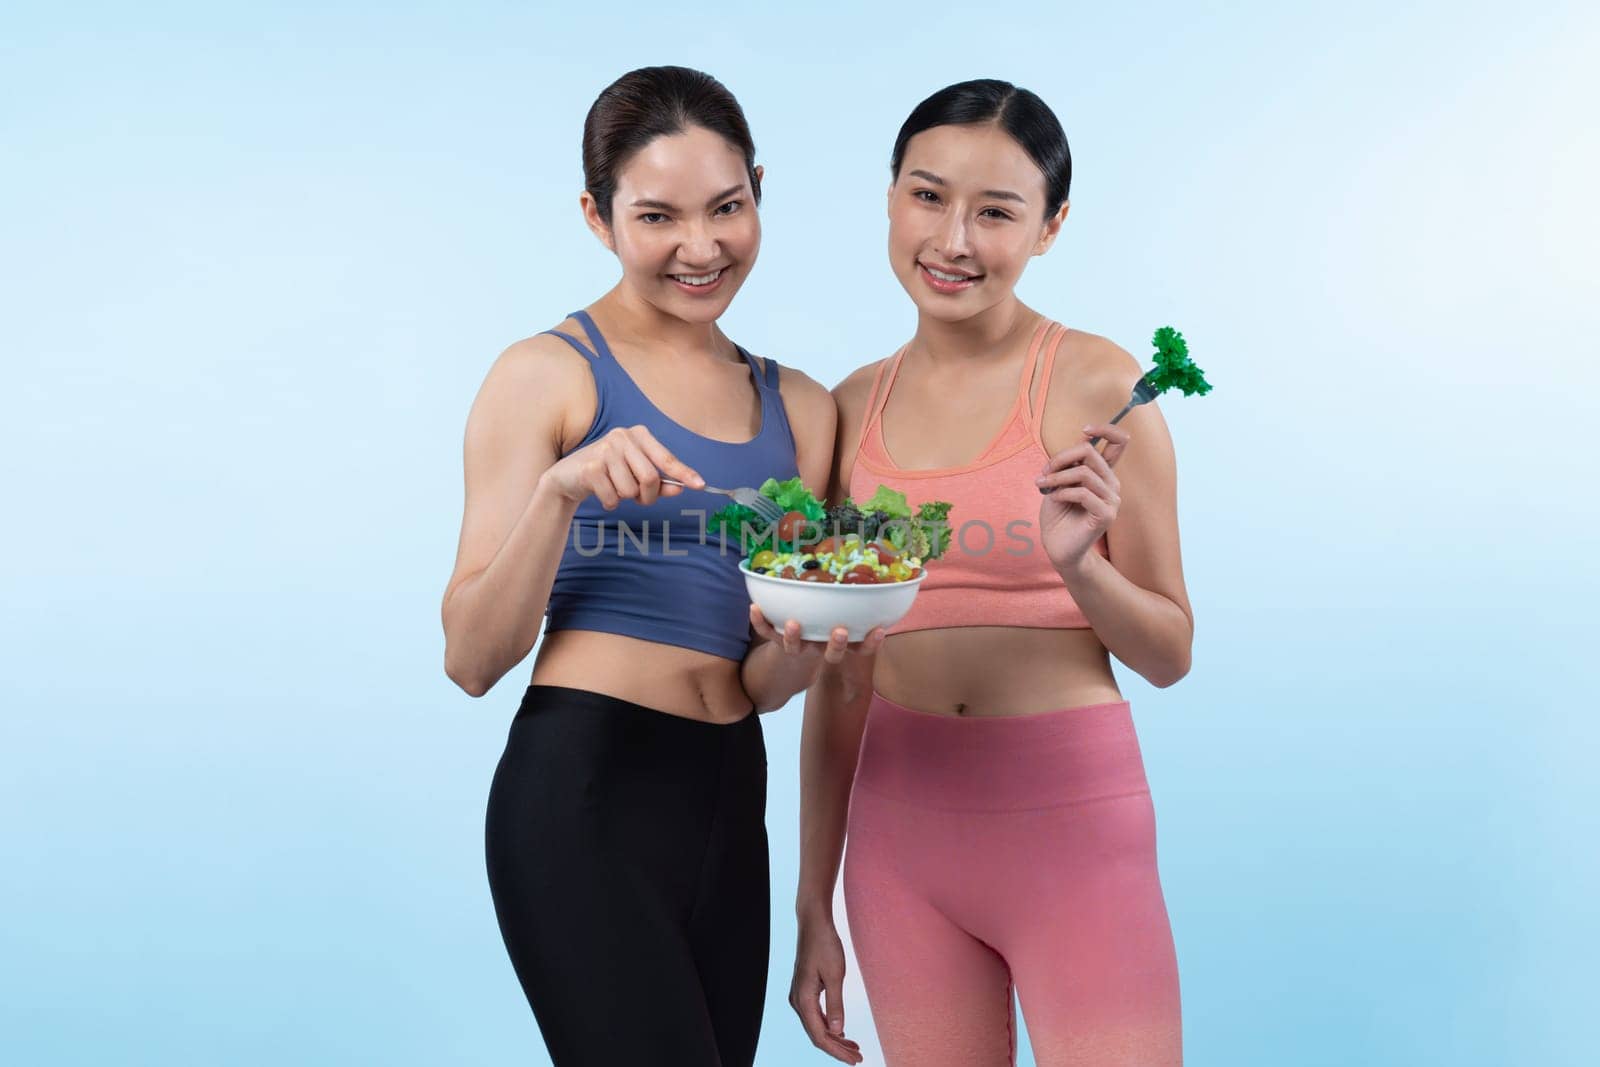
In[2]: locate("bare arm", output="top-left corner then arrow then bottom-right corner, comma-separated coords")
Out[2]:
794,657 -> 874,916
440,333 -> 703,696
441,336 -> 582,696
1037,335 -> 1195,688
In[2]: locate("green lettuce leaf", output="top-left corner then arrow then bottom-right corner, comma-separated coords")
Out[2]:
760,476 -> 827,523
709,502 -> 776,556
916,501 -> 954,560
859,485 -> 912,520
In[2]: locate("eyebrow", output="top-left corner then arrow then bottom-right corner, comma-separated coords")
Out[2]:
629,184 -> 748,211
907,169 -> 1027,205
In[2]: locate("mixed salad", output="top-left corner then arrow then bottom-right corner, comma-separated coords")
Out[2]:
710,480 -> 953,585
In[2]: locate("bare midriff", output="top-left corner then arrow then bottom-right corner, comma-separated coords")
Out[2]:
872,625 -> 1122,718
529,629 -> 754,724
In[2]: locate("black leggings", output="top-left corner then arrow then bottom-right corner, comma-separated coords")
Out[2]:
484,684 -> 769,1067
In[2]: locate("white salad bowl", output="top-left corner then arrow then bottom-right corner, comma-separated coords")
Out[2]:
739,560 -> 927,642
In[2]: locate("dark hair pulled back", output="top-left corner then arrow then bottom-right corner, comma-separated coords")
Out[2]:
582,65 -> 760,224
890,79 -> 1071,218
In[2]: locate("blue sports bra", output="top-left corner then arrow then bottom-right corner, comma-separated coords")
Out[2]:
541,310 -> 800,661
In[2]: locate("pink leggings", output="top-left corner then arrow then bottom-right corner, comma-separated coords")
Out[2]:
843,691 -> 1182,1066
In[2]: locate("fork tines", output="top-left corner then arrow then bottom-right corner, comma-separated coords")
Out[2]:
736,490 -> 784,524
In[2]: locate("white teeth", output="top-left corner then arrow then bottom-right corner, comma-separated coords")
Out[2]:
925,266 -> 974,282
671,269 -> 724,286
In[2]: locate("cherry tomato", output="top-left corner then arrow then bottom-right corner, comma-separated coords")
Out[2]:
906,566 -> 922,579
776,510 -> 816,544
799,568 -> 837,583
779,566 -> 798,580
812,536 -> 840,556
840,566 -> 879,585
870,540 -> 900,565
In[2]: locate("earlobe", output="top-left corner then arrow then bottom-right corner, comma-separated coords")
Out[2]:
579,190 -> 617,253
1035,201 -> 1070,255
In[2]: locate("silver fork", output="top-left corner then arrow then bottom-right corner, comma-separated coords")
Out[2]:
1039,372 -> 1162,495
1087,372 -> 1162,448
662,479 -> 785,525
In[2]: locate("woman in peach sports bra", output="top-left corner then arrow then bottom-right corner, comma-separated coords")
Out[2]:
789,80 -> 1193,1067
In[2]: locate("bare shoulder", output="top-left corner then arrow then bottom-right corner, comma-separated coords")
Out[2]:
761,357 -> 835,494
472,323 -> 598,454
833,357 -> 888,400
1054,328 -> 1145,408
769,358 -> 835,422
1041,327 -> 1170,455
493,320 -> 597,391
824,356 -> 891,502
832,357 -> 889,421
832,357 -> 891,460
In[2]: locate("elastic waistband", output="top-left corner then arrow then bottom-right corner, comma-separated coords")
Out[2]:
852,690 -> 1149,811
515,684 -> 758,735
507,685 -> 765,801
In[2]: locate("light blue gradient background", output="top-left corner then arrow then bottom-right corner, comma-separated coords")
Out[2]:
4,2 -> 1596,1064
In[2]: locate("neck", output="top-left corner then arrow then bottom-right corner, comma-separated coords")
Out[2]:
593,282 -> 735,363
911,298 -> 1037,368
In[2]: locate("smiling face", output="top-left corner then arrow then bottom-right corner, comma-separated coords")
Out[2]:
582,124 -> 762,324
887,122 -> 1067,323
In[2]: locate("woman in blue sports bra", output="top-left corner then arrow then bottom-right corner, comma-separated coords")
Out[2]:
440,66 -> 879,1067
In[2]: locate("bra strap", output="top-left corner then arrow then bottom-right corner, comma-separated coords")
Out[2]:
539,329 -> 598,360
737,346 -> 777,394
855,346 -> 906,458
866,346 -> 907,425
569,309 -> 617,363
1024,322 -> 1068,438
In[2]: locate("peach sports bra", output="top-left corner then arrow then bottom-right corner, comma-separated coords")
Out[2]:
848,319 -> 1108,634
